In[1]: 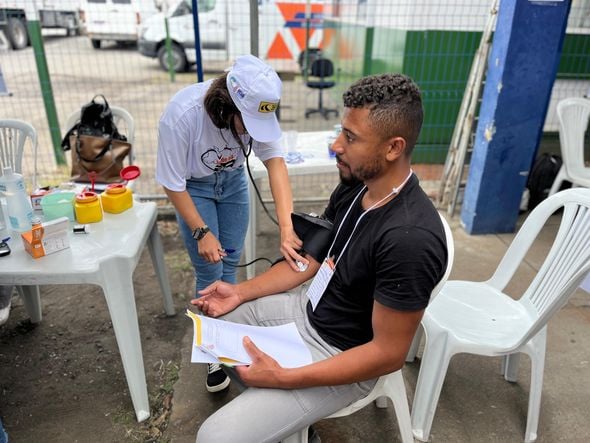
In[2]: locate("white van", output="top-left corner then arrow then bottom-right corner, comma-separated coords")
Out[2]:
138,0 -> 325,72
139,0 -> 237,71
81,0 -> 157,49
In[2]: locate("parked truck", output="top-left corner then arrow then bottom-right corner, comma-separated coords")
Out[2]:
138,0 -> 325,72
0,0 -> 81,50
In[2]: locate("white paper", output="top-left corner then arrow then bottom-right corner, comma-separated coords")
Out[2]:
186,310 -> 312,368
581,273 -> 590,293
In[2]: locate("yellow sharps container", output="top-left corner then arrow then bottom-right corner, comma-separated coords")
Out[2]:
74,191 -> 103,223
101,183 -> 133,214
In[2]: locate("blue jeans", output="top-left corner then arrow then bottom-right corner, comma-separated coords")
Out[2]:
177,167 -> 249,295
0,417 -> 7,443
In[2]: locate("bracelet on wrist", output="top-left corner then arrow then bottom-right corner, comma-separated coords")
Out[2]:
192,225 -> 210,241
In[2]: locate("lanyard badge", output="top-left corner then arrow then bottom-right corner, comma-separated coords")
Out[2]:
306,257 -> 335,310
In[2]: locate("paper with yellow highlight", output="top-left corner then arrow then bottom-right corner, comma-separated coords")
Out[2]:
186,309 -> 312,367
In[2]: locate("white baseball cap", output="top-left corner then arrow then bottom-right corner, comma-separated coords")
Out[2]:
226,55 -> 282,143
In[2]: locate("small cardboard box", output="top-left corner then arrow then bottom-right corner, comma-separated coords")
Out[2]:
21,217 -> 70,259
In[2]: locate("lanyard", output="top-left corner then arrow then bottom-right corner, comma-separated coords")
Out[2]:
326,169 -> 413,267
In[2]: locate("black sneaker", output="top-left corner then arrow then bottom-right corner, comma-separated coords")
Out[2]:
206,363 -> 230,392
308,425 -> 321,443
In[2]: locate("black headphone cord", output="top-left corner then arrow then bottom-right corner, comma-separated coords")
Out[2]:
241,138 -> 279,227
221,256 -> 274,268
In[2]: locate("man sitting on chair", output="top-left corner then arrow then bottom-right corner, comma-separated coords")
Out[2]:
193,73 -> 448,442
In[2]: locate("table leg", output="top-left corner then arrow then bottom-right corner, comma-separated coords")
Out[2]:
147,222 -> 176,316
99,258 -> 150,422
18,285 -> 42,323
245,179 -> 257,280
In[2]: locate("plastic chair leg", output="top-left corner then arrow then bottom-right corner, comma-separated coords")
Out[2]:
281,427 -> 307,443
524,328 -> 547,443
502,353 -> 521,382
99,257 -> 150,422
548,167 -> 567,197
385,370 -> 414,443
18,285 -> 42,323
376,396 -> 388,408
406,325 -> 423,362
411,331 -> 453,442
147,221 -> 175,316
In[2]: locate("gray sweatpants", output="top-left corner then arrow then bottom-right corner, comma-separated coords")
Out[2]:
196,291 -> 377,443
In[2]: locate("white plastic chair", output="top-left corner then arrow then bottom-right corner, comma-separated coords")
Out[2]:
548,98 -> 590,196
411,188 -> 590,443
406,212 -> 455,362
283,213 -> 454,443
0,119 -> 40,320
0,119 -> 38,190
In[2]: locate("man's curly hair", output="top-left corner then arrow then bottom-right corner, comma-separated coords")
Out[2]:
343,73 -> 423,155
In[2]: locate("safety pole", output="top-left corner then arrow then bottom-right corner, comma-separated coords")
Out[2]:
164,17 -> 175,82
27,13 -> 65,165
191,0 -> 204,82
303,0 -> 311,82
250,0 -> 259,57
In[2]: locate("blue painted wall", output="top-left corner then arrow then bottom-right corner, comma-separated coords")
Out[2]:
461,0 -> 572,234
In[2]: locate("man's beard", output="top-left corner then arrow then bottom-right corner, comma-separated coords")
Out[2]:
339,171 -> 363,187
338,156 -> 383,187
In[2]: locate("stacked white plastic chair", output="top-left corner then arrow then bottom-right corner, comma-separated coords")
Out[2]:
0,119 -> 40,321
283,212 -> 454,443
548,97 -> 590,196
412,188 -> 590,443
0,119 -> 38,190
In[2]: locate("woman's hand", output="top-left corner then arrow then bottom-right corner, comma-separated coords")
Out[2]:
280,226 -> 307,272
197,232 -> 225,263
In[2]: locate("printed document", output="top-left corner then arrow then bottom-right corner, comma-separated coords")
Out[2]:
186,310 -> 312,367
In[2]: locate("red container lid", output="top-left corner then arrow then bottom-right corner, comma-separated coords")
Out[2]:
120,165 -> 141,181
76,191 -> 99,203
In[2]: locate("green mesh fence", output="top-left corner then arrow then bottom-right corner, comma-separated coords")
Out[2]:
0,0 -> 588,199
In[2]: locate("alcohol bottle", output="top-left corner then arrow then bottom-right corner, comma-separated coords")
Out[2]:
0,167 -> 34,232
0,199 -> 9,240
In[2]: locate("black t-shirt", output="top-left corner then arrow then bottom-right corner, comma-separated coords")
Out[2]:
307,174 -> 447,351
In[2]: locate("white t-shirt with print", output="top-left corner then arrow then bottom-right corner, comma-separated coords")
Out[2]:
156,80 -> 284,192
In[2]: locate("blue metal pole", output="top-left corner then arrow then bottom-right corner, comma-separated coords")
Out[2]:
461,0 -> 572,234
191,0 -> 204,82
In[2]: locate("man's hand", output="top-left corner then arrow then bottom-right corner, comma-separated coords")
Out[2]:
280,226 -> 307,272
235,337 -> 285,388
191,281 -> 241,317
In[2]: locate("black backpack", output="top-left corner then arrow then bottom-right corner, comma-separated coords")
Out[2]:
526,153 -> 563,210
61,95 -> 127,151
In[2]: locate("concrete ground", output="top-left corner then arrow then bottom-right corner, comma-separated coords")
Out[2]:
164,200 -> 590,443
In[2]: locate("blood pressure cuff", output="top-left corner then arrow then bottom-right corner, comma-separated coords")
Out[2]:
291,212 -> 333,263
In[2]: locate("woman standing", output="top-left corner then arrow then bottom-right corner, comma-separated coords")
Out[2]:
156,55 -> 303,392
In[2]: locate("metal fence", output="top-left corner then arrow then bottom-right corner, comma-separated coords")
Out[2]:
0,0 -> 588,199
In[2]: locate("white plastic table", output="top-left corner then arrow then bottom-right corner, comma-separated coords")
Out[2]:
244,130 -> 335,278
0,201 -> 175,422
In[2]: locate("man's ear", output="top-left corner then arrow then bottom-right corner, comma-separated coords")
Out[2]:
386,136 -> 406,161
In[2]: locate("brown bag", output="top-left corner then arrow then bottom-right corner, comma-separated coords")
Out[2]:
69,134 -> 132,183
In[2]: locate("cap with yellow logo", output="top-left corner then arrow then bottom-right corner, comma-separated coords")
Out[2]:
226,55 -> 282,143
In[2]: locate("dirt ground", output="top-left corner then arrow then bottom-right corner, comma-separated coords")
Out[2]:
0,219 -> 197,443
